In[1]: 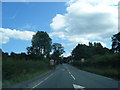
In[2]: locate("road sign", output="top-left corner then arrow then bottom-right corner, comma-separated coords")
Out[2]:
81,58 -> 85,62
50,59 -> 54,65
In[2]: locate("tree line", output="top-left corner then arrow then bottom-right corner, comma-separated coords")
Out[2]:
2,31 -> 120,63
2,31 -> 65,64
2,31 -> 120,82
2,31 -> 65,87
66,32 -> 120,79
71,42 -> 110,61
64,32 -> 120,62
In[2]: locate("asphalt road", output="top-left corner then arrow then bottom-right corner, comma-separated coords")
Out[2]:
30,64 -> 119,89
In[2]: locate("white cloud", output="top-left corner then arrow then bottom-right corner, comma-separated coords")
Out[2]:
0,33 -> 9,44
49,32 -> 65,39
0,28 -> 35,44
50,0 -> 118,46
62,43 -> 74,47
50,14 -> 67,31
67,0 -> 119,6
63,52 -> 71,57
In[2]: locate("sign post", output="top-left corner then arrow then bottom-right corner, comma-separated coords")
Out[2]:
50,59 -> 54,66
81,58 -> 85,62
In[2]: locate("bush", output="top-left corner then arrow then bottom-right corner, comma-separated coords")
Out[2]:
71,53 -> 120,80
2,57 -> 50,87
89,53 -> 120,68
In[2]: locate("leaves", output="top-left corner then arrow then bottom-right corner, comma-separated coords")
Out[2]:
112,32 -> 120,53
51,43 -> 65,64
27,31 -> 52,58
72,42 -> 109,61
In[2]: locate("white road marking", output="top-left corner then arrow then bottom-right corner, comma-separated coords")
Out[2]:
32,73 -> 53,88
32,81 -> 44,88
68,70 -> 75,80
44,77 -> 49,80
71,74 -> 75,80
73,84 -> 85,89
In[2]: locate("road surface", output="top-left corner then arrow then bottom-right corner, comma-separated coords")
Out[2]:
11,64 -> 119,89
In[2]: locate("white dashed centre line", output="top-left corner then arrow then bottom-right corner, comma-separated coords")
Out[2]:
69,71 -> 71,74
71,74 -> 75,80
68,70 -> 75,80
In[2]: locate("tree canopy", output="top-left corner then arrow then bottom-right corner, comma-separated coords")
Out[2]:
51,43 -> 65,64
27,31 -> 52,58
71,42 -> 109,61
112,32 -> 120,53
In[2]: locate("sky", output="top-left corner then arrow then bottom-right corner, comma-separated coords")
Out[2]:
0,0 -> 119,57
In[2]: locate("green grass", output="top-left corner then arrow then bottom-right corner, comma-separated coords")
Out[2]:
3,70 -> 48,88
71,53 -> 120,80
79,67 -> 119,80
2,58 -> 50,88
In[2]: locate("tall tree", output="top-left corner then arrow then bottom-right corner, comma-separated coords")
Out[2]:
112,32 -> 120,53
89,42 -> 93,47
93,42 -> 105,55
51,43 -> 65,63
72,44 -> 89,60
52,43 -> 64,55
27,31 -> 52,58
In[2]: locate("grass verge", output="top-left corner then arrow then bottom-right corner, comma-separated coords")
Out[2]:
3,69 -> 49,88
2,58 -> 50,88
71,53 -> 120,80
78,67 -> 119,80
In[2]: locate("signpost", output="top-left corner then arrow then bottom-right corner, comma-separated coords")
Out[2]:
50,59 -> 54,66
81,58 -> 85,62
81,58 -> 85,67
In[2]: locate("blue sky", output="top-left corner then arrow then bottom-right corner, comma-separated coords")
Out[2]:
1,1 -> 118,56
2,2 -> 68,54
2,2 -> 67,32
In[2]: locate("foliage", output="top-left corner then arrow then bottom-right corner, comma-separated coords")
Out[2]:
51,43 -> 65,64
71,53 -> 120,79
2,56 -> 49,87
71,42 -> 110,61
80,67 -> 119,80
52,43 -> 64,54
112,32 -> 120,53
89,53 -> 119,68
27,31 -> 52,58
